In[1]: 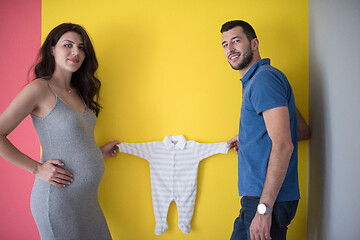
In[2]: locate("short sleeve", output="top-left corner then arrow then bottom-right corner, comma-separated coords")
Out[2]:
250,70 -> 289,115
117,142 -> 154,161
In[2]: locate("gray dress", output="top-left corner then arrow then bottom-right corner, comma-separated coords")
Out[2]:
30,87 -> 112,240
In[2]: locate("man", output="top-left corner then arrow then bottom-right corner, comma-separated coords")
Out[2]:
222,20 -> 309,240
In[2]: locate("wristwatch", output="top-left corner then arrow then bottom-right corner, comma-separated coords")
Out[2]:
257,203 -> 273,215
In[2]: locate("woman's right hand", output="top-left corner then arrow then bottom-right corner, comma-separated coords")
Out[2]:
35,160 -> 73,187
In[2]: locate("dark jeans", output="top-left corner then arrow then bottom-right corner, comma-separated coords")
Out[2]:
230,196 -> 298,240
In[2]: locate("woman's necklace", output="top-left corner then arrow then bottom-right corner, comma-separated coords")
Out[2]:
49,79 -> 72,94
59,84 -> 72,93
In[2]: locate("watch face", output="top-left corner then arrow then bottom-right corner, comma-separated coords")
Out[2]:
257,203 -> 266,214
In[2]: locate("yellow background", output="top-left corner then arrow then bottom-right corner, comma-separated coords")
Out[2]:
42,0 -> 308,239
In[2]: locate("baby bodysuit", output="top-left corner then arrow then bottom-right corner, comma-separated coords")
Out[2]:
117,135 -> 229,235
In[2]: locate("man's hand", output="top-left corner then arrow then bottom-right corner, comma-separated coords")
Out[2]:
250,212 -> 272,240
227,135 -> 239,153
100,140 -> 120,158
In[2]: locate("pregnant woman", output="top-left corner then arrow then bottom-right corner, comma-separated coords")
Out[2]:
0,23 -> 118,239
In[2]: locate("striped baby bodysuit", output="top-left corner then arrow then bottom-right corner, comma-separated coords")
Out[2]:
117,135 -> 229,235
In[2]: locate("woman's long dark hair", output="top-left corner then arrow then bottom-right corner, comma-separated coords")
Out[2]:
34,23 -> 102,116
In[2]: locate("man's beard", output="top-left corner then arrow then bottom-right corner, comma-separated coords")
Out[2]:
229,46 -> 253,70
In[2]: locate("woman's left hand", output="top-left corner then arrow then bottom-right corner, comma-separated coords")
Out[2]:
100,140 -> 120,158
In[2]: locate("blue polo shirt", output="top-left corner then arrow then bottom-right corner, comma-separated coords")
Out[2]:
238,58 -> 300,202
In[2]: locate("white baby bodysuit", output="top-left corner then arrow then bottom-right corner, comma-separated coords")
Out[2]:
117,135 -> 228,235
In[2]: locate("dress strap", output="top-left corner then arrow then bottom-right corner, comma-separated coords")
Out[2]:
47,83 -> 58,97
78,92 -> 87,108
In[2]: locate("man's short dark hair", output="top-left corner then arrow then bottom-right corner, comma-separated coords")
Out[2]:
220,20 -> 257,41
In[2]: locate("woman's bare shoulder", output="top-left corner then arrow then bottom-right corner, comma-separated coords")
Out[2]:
28,78 -> 49,89
24,79 -> 52,96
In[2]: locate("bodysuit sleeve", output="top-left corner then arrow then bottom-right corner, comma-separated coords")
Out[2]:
195,142 -> 229,161
117,142 -> 154,161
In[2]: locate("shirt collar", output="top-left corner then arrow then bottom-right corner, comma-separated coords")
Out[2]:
163,135 -> 187,150
240,58 -> 271,85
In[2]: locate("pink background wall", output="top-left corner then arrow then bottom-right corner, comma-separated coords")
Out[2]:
0,0 -> 41,239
